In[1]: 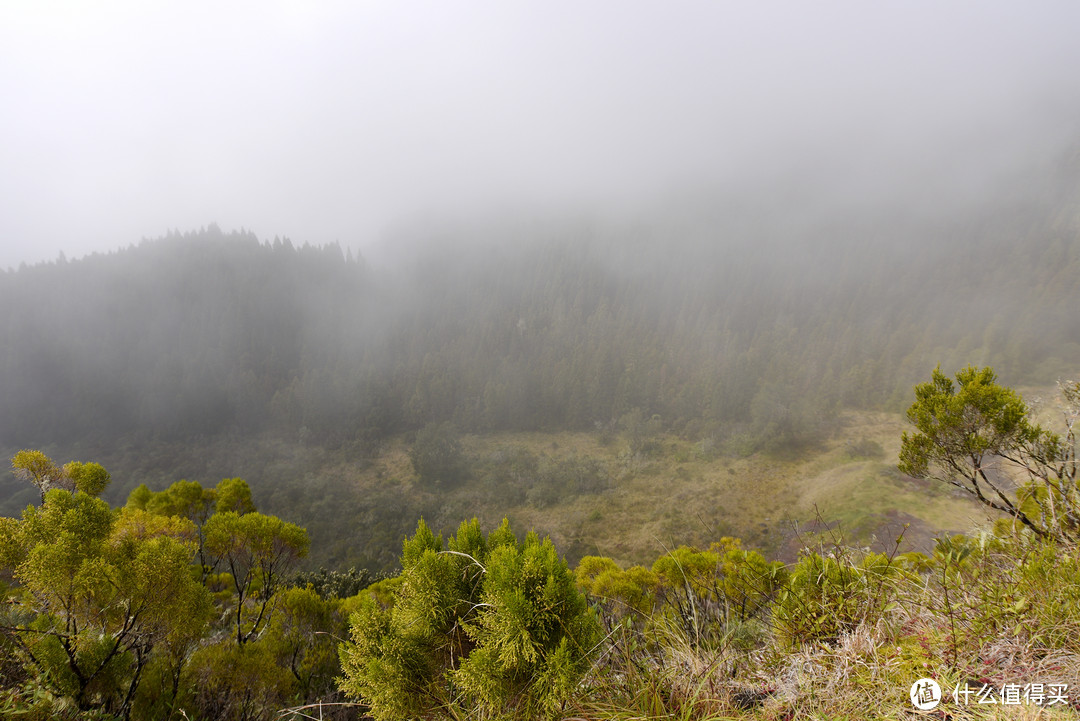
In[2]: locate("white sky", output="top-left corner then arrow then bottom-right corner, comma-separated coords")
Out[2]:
2,1 -> 1079,269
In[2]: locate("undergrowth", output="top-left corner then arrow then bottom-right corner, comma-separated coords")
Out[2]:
567,523 -> 1080,720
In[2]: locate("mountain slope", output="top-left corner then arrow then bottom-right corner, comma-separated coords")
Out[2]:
2,146 -> 1080,568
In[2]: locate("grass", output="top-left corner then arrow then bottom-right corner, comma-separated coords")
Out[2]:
0,408 -> 993,573
6,385 -> 1080,720
436,409 -> 988,567
566,530 -> 1080,721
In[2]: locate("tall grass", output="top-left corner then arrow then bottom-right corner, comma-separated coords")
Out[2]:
571,527 -> 1080,720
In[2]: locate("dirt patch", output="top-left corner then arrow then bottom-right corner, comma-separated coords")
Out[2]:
771,509 -> 959,563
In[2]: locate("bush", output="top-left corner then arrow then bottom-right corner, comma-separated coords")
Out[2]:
650,540 -> 786,646
338,518 -> 600,720
186,641 -> 293,721
290,566 -> 373,599
409,422 -> 469,488
844,437 -> 885,460
528,455 -> 609,509
772,548 -> 899,647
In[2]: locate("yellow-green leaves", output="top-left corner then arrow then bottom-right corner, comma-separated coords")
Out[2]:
11,450 -> 67,501
339,517 -> 599,721
11,452 -> 111,500
900,366 -> 1038,479
62,461 -> 110,497
144,479 -> 217,522
204,511 -> 309,565
2,487 -> 210,718
204,511 -> 310,644
2,458 -> 321,720
900,366 -> 1077,543
214,477 -> 255,514
111,506 -> 198,549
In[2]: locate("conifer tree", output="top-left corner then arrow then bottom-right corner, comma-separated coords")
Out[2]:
339,518 -> 600,720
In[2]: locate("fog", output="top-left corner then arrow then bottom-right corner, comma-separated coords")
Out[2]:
2,1 -> 1079,270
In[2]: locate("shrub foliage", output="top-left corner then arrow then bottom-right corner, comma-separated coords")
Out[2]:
338,518 -> 600,720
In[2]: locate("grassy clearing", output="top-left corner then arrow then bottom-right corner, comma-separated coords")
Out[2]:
0,408 -> 992,573
387,409 -> 992,569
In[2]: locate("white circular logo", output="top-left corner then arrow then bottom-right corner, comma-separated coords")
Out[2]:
910,678 -> 942,710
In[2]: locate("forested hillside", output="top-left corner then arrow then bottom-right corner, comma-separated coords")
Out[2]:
3,372 -> 1079,720
4,154 -> 1080,450
2,144 -> 1080,568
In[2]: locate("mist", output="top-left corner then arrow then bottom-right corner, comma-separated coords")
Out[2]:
2,1 -> 1079,270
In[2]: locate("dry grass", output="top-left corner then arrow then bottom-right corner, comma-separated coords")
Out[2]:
568,526 -> 1080,721
338,409 -> 994,569
19,407 -> 999,573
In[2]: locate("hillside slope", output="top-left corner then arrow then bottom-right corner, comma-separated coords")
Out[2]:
2,144 -> 1080,569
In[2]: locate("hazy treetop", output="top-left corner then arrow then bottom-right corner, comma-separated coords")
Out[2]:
2,1 -> 1079,269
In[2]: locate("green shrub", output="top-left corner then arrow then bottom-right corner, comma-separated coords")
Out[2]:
290,566 -> 373,599
772,548 -> 898,647
186,641 -> 293,721
650,539 -> 786,646
576,556 -> 658,620
338,518 -> 600,720
844,438 -> 885,460
409,422 -> 469,488
1010,541 -> 1080,650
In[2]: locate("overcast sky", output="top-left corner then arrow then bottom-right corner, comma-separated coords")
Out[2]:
2,1 -> 1079,270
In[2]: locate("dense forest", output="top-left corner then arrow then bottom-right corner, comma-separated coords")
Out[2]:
3,147 -> 1079,455
2,368 -> 1079,719
2,143 -> 1080,720
2,143 -> 1080,573
5,4 -> 1079,716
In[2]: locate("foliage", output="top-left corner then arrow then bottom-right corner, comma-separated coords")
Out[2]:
216,477 -> 257,515
61,462 -> 111,497
10,450 -> 66,502
409,421 -> 469,488
204,511 -> 310,645
771,547 -> 899,648
0,489 -> 209,720
900,366 -> 1080,543
130,476 -> 259,579
186,641 -> 294,721
647,540 -> 786,647
338,517 -> 601,720
576,556 -> 658,620
290,566 -> 373,599
2,452 -> 334,721
348,575 -> 403,609
10,452 -> 110,503
131,476 -> 255,520
261,586 -> 346,700
8,362 -> 1080,718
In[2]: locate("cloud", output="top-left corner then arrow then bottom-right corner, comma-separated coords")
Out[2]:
1,1 -> 1078,269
